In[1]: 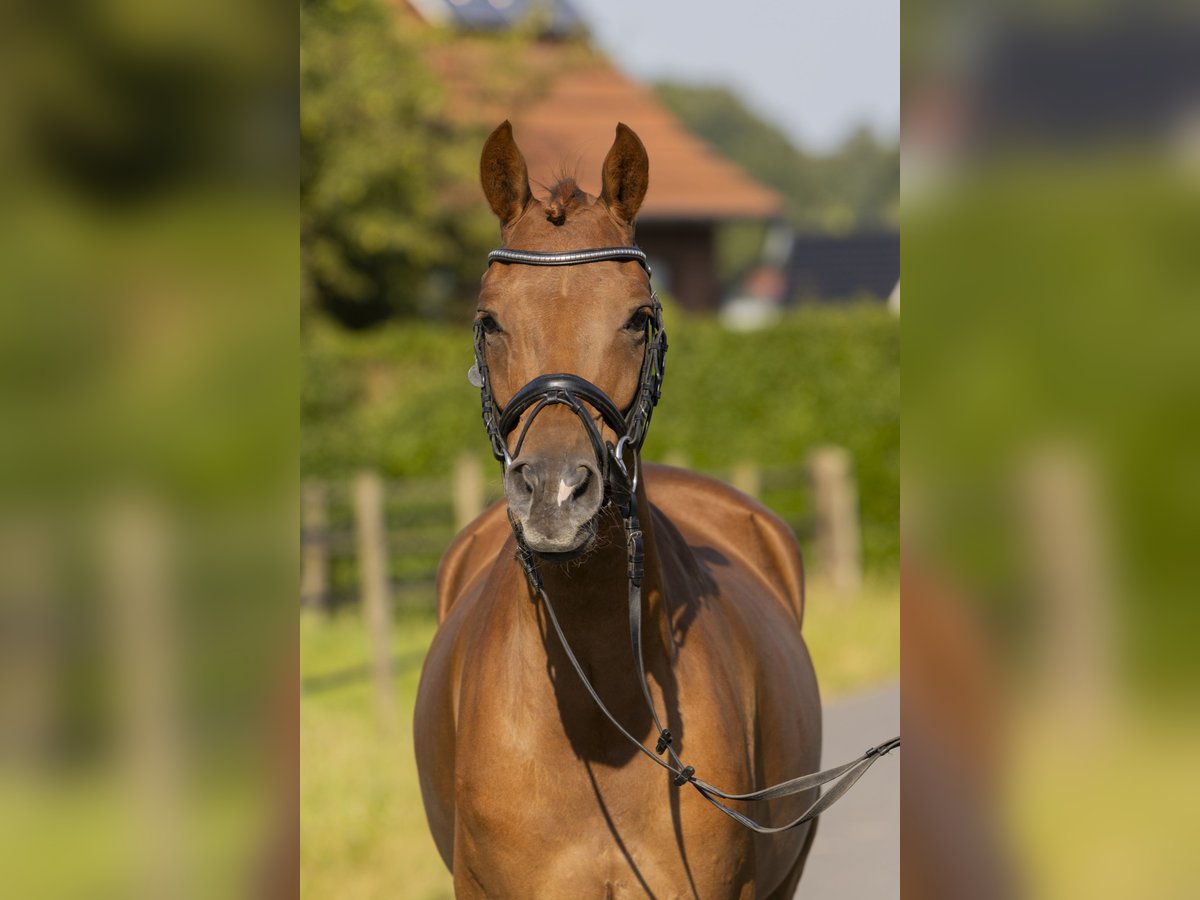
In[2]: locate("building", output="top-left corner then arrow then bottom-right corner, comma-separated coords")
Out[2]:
404,0 -> 783,312
785,232 -> 900,305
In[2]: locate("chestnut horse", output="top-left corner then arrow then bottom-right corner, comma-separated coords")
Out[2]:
415,122 -> 824,898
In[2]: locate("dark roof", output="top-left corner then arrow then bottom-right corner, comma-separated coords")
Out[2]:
785,233 -> 899,303
971,21 -> 1200,146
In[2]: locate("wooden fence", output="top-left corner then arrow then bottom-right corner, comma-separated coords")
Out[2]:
300,449 -> 863,615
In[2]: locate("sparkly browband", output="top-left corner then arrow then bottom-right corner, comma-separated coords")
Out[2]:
488,247 -> 651,275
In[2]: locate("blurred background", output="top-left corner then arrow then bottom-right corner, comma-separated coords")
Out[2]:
0,1 -> 296,898
903,2 -> 1200,899
12,0 -> 1196,898
300,0 -> 899,897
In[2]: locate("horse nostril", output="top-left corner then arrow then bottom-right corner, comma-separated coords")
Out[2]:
509,462 -> 537,496
558,465 -> 595,505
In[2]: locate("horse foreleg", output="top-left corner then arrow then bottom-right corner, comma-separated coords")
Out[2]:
762,818 -> 819,900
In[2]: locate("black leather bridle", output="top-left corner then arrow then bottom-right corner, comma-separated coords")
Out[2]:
471,245 -> 898,834
474,246 -> 665,500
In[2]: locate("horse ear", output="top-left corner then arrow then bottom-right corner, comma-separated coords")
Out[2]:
480,120 -> 533,227
600,123 -> 649,225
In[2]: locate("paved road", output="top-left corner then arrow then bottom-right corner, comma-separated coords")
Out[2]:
796,683 -> 899,899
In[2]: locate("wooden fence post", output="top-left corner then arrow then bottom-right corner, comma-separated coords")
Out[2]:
453,453 -> 485,531
300,480 -> 329,612
809,446 -> 862,598
100,496 -> 184,899
731,460 -> 761,499
1019,445 -> 1112,730
353,470 -> 396,730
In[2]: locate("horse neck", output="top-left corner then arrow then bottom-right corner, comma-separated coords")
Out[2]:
517,481 -> 669,672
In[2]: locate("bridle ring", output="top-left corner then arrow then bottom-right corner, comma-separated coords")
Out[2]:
613,435 -> 639,495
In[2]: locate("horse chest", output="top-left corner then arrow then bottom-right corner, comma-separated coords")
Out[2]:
451,666 -> 756,897
453,758 -> 753,899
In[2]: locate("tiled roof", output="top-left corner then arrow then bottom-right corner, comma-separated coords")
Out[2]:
513,62 -> 783,222
423,35 -> 783,222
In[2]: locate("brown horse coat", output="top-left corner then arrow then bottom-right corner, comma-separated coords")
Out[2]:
416,467 -> 822,898
414,122 -> 821,899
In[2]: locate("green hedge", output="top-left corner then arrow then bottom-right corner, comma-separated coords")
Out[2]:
302,302 -> 898,571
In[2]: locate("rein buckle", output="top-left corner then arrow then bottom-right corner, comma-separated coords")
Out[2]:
673,765 -> 695,787
517,547 -> 541,589
627,529 -> 644,586
656,729 -> 673,754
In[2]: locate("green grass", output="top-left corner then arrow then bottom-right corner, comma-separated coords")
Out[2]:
300,580 -> 898,898
300,609 -> 453,900
803,577 -> 901,699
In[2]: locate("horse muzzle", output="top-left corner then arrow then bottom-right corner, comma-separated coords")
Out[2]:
503,453 -> 604,556
493,373 -> 629,557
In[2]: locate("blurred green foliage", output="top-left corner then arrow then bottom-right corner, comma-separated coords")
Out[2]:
653,82 -> 900,235
3,0 -> 291,204
302,301 -> 898,571
2,3 -> 296,896
906,156 -> 1200,688
301,0 -> 496,327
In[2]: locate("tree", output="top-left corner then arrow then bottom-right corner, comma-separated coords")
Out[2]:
653,82 -> 899,234
301,0 -> 495,327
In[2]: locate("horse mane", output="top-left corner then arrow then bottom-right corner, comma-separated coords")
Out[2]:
543,172 -> 585,227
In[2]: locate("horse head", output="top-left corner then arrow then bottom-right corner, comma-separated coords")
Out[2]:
475,120 -> 660,558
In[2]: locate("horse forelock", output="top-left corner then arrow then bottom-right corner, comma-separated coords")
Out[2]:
544,175 -> 586,227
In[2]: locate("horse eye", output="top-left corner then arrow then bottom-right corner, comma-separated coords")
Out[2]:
624,309 -> 650,334
477,314 -> 501,335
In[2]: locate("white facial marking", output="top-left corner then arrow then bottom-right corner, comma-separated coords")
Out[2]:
557,479 -> 572,506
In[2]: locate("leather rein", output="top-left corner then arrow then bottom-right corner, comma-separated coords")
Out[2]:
472,245 -> 899,833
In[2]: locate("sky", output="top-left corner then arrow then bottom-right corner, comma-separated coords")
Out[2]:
568,0 -> 899,152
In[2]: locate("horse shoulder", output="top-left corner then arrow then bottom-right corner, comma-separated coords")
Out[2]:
421,515 -> 513,871
644,463 -> 806,629
435,499 -> 511,623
